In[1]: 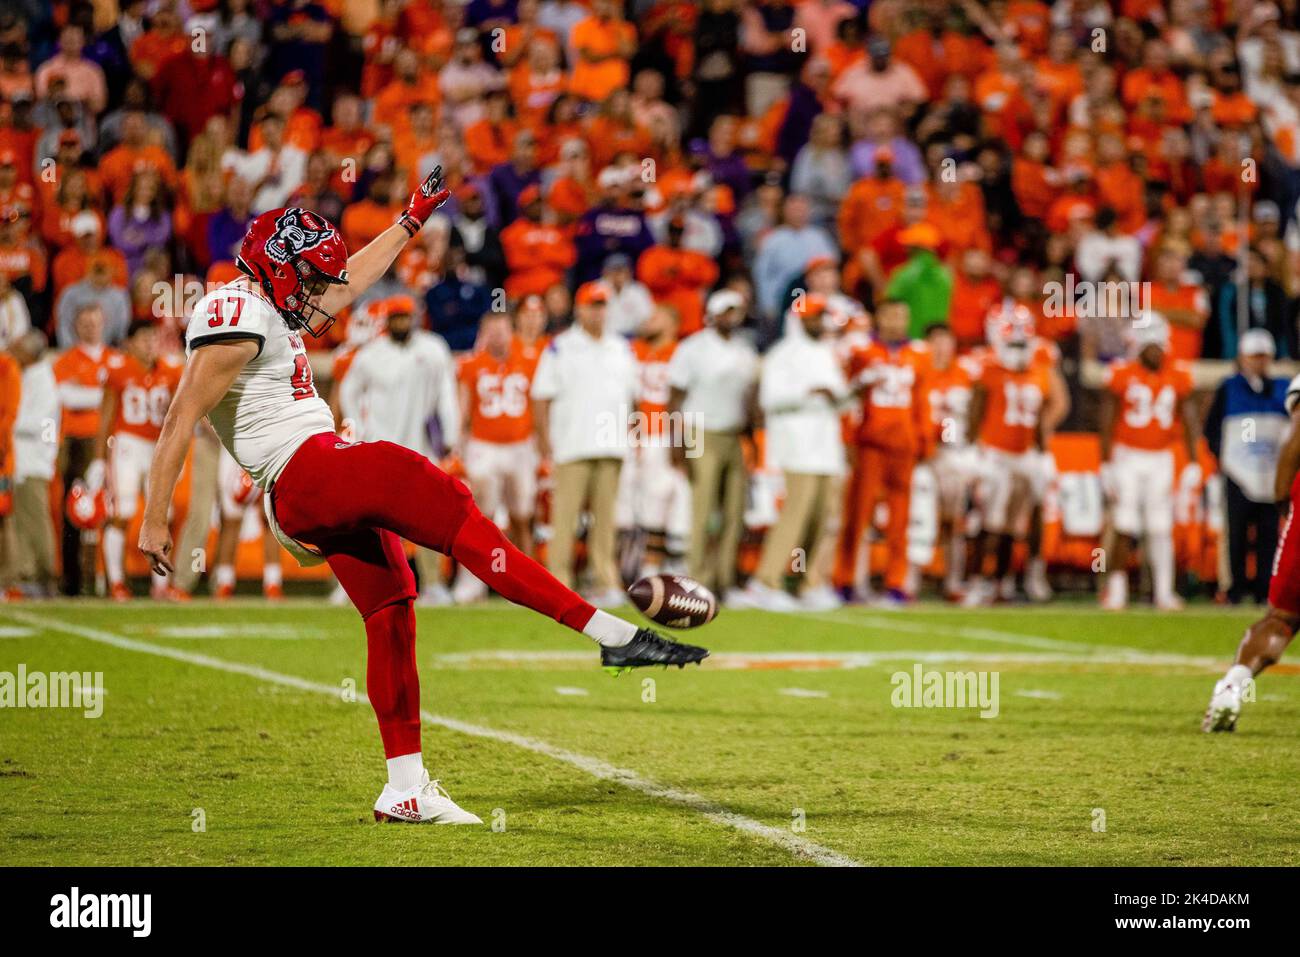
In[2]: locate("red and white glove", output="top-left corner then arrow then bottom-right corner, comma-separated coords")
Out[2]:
398,165 -> 451,237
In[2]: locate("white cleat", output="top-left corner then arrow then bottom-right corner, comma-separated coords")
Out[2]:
722,587 -> 754,609
1202,679 -> 1244,733
416,583 -> 454,607
1025,564 -> 1053,603
373,769 -> 483,824
587,588 -> 628,609
1155,594 -> 1185,611
451,570 -> 488,605
961,578 -> 994,608
743,581 -> 802,612
798,585 -> 843,612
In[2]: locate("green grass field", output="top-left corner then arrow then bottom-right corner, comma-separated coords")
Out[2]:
2,598 -> 1298,866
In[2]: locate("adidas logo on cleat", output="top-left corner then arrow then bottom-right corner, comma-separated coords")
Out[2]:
378,797 -> 421,821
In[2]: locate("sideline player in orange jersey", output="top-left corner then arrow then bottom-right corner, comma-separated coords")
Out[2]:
511,292 -> 551,371
1098,313 -> 1198,610
88,320 -> 183,601
963,304 -> 1066,607
453,310 -> 540,602
921,323 -> 982,599
53,305 -> 115,596
616,303 -> 691,580
837,299 -> 932,605
966,324 -> 1069,602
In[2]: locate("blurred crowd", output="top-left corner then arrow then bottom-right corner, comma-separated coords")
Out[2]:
3,0 -> 1300,607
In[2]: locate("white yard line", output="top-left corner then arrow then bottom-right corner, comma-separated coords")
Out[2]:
0,608 -> 861,868
430,647 -> 1223,670
810,611 -> 1105,653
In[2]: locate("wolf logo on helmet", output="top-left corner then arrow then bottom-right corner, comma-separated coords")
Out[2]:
265,209 -> 337,266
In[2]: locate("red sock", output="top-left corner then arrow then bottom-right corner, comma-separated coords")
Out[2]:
364,600 -> 421,758
450,510 -> 595,632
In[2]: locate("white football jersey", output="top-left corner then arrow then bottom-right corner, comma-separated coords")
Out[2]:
185,278 -> 336,489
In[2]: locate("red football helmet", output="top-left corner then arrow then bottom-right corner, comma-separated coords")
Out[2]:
66,481 -> 107,530
236,207 -> 350,337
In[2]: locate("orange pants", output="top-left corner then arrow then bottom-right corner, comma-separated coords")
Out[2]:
834,445 -> 913,591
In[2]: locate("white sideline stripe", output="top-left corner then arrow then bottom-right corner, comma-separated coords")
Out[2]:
553,686 -> 589,696
1014,689 -> 1064,701
0,609 -> 861,868
779,688 -> 830,699
431,648 -> 1223,669
123,624 -> 325,640
814,612 -> 1102,653
0,626 -> 34,638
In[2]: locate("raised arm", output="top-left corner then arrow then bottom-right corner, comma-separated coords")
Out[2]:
319,168 -> 450,316
138,340 -> 258,574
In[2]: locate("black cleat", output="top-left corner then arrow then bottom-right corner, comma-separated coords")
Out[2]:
601,628 -> 709,674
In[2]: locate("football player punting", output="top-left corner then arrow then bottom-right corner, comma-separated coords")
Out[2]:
963,304 -> 1066,607
1203,372 -> 1300,732
138,169 -> 707,824
1098,314 -> 1199,611
89,320 -> 182,601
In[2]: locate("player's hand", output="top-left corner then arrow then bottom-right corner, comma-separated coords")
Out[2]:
1180,462 -> 1203,490
84,459 -> 106,493
398,165 -> 451,236
138,519 -> 174,576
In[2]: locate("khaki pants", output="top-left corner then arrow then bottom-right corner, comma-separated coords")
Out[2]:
687,430 -> 746,593
173,429 -> 221,593
11,476 -> 57,588
415,547 -> 443,589
756,472 -> 843,593
549,457 -> 622,592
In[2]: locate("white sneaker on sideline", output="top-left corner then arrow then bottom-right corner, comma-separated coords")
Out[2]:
961,578 -> 994,608
799,585 -> 842,612
588,588 -> 627,609
417,583 -> 454,607
451,570 -> 488,604
723,587 -> 754,609
744,581 -> 801,612
1155,594 -> 1185,611
1025,562 -> 1053,603
373,769 -> 483,824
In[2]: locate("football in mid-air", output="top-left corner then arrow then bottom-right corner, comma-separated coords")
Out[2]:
627,575 -> 719,629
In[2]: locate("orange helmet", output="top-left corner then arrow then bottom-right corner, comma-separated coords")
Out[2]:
66,481 -> 107,530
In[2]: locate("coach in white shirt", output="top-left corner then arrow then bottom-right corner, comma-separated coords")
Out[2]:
531,281 -> 638,603
666,289 -> 759,601
340,296 -> 461,605
9,331 -> 59,594
746,296 -> 851,612
601,253 -> 654,337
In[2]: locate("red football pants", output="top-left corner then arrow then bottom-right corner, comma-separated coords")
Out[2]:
833,445 -> 913,592
1269,475 -> 1300,614
272,433 -> 597,757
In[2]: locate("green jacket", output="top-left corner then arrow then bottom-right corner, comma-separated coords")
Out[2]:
884,251 -> 954,339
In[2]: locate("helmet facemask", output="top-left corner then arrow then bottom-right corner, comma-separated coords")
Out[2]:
284,258 -> 348,338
